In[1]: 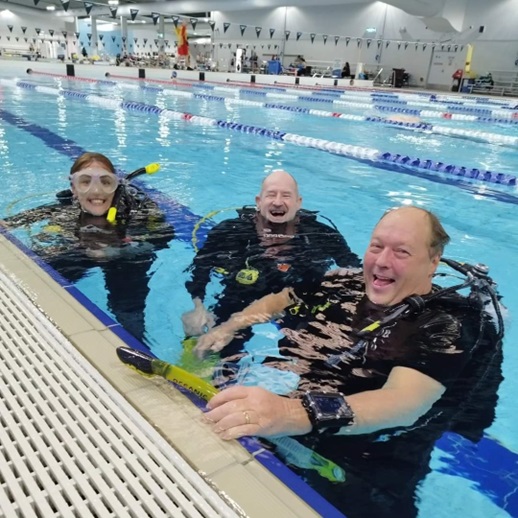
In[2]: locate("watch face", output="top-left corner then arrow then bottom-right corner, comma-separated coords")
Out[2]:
313,394 -> 348,417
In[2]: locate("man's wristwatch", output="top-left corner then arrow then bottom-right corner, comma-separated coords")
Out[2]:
301,391 -> 356,431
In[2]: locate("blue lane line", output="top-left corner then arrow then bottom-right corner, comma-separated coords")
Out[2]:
436,432 -> 518,515
0,106 -> 344,518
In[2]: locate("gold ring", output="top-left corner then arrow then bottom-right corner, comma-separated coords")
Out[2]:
243,411 -> 250,425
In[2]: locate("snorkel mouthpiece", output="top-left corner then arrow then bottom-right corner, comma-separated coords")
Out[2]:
145,163 -> 160,175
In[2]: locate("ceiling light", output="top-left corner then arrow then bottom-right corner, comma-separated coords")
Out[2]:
108,0 -> 118,5
46,5 -> 56,10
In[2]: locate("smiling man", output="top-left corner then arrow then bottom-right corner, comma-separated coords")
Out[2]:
182,170 -> 360,343
196,205 -> 503,517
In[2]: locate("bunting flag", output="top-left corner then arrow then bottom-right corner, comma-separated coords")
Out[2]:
49,29 -> 55,37
15,37 -> 19,42
366,39 -> 371,48
322,34 -> 328,45
441,44 -> 445,51
209,21 -> 215,32
385,40 -> 390,48
154,38 -> 158,46
99,34 -> 104,41
431,43 -> 436,49
357,38 -> 362,48
134,38 -> 138,44
447,45 -> 451,51
345,37 -> 350,46
269,28 -> 275,39
62,30 -> 67,38
404,42 -> 409,50
143,38 -> 147,44
164,39 -> 169,46
109,6 -> 117,18
255,26 -> 262,38
454,44 -> 458,52
219,42 -> 223,48
310,33 -> 315,44
171,16 -> 180,28
61,0 -> 70,12
190,18 -> 198,30
130,9 -> 138,21
423,43 -> 427,51
21,26 -> 27,34
334,36 -> 340,46
460,45 -> 464,52
74,31 -> 80,39
35,28 -> 41,35
228,43 -> 232,49
223,22 -> 230,33
7,25 -> 13,33
151,12 -> 160,25
415,43 -> 419,50
33,0 -> 40,5
84,2 -> 93,15
240,25 -> 246,36
112,36 -> 116,42
6,36 -> 10,41
24,37 -> 28,42
296,31 -> 302,41
32,37 -> 36,43
274,44 -> 278,49
397,41 -> 402,50
377,39 -> 382,49
122,36 -> 126,43
285,30 -> 290,40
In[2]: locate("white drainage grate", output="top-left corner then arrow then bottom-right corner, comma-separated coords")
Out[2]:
0,269 -> 241,518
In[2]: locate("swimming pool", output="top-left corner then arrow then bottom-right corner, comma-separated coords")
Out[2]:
0,65 -> 517,517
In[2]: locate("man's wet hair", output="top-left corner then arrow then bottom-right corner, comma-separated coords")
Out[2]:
380,206 -> 450,257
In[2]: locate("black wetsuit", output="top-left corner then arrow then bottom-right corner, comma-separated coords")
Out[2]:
218,270 -> 503,517
4,184 -> 174,344
185,207 -> 360,351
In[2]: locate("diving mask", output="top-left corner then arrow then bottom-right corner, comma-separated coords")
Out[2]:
70,168 -> 119,195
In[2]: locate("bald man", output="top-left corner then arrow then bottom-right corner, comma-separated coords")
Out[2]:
182,170 -> 360,344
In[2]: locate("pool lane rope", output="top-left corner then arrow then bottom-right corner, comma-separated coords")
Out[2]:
103,80 -> 518,148
4,79 -> 515,187
22,72 -> 518,148
106,75 -> 518,124
26,70 -> 518,126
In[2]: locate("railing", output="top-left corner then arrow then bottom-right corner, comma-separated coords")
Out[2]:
471,70 -> 518,97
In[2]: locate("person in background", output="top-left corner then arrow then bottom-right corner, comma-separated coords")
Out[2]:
341,61 -> 351,78
1,152 -> 174,343
196,206 -> 503,517
181,169 -> 360,357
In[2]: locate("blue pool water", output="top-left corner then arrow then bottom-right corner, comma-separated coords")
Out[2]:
0,71 -> 517,517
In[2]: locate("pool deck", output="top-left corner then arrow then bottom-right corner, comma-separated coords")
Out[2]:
0,231 -> 320,517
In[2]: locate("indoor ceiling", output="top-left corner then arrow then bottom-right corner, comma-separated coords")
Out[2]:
0,0 -> 448,19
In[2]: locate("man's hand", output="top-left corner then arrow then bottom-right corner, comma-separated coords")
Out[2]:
203,385 -> 311,439
181,297 -> 216,337
193,323 -> 235,358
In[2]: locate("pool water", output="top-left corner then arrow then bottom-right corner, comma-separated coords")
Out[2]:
0,73 -> 517,517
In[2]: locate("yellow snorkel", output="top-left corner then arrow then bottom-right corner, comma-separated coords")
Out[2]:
106,163 -> 160,224
116,346 -> 346,483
